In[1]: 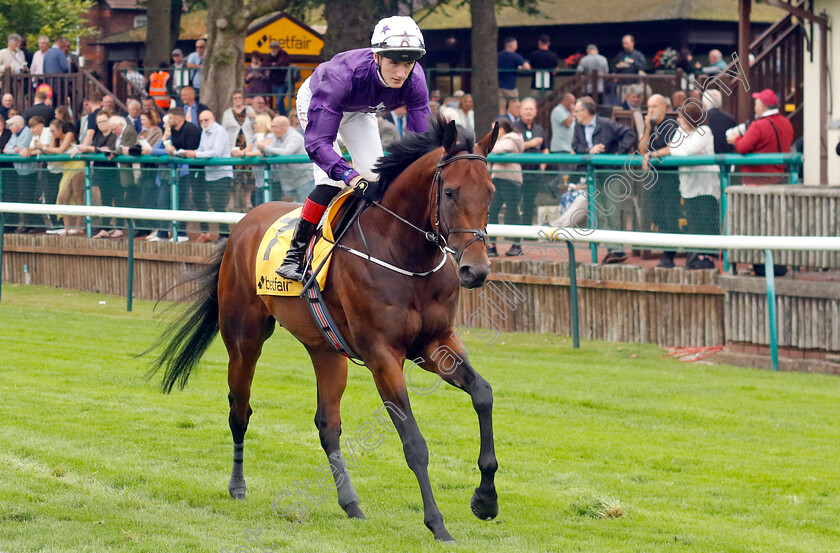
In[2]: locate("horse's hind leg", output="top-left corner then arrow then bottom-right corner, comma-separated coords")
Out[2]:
221,299 -> 275,500
310,350 -> 365,519
421,333 -> 498,521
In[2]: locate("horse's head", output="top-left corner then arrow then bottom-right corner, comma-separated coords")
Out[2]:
434,120 -> 499,289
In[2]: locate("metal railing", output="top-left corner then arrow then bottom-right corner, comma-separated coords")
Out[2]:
0,152 -> 802,250
1,199 -> 836,372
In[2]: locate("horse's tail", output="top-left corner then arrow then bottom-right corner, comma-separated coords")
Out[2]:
148,245 -> 225,393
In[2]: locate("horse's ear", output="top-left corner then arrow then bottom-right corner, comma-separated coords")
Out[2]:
443,120 -> 457,153
477,122 -> 499,157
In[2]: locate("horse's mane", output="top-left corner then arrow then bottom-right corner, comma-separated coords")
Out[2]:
374,115 -> 475,189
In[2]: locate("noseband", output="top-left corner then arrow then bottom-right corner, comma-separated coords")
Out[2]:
430,153 -> 490,261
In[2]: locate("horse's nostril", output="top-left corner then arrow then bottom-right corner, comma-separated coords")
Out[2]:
459,266 -> 474,281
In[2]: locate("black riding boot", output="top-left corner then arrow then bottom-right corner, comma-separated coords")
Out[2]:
276,219 -> 318,281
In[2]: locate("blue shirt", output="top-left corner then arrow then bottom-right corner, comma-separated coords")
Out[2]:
498,51 -> 526,89
584,116 -> 598,149
151,138 -> 188,180
185,51 -> 203,88
4,127 -> 35,175
42,46 -> 69,74
194,122 -> 233,181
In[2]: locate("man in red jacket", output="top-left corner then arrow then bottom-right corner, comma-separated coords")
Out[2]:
728,89 -> 794,184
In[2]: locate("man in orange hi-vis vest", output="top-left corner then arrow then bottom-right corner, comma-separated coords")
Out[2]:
149,70 -> 172,109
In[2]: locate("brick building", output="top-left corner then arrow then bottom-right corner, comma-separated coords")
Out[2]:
81,0 -> 146,80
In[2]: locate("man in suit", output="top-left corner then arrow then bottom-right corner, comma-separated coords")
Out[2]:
42,38 -> 69,74
702,88 -> 736,155
384,106 -> 409,138
124,99 -> 143,133
43,37 -> 71,104
572,96 -> 637,263
22,89 -> 55,125
179,86 -> 209,126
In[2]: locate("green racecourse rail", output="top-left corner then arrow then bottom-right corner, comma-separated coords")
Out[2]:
0,152 -> 808,370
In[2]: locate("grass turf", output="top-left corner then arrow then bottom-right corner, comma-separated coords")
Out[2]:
1,284 -> 839,552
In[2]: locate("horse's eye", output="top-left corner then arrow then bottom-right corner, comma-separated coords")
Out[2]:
444,188 -> 454,199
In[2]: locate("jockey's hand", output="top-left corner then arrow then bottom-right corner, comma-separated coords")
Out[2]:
352,178 -> 384,203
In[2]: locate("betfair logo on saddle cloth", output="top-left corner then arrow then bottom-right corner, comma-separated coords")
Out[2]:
255,190 -> 353,296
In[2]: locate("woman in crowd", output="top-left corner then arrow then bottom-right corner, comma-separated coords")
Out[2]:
448,93 -> 475,136
222,90 -> 256,212
486,117 -> 525,257
234,112 -> 273,208
643,101 -> 719,269
54,106 -> 74,125
122,109 -> 163,237
244,53 -> 271,97
39,119 -> 84,235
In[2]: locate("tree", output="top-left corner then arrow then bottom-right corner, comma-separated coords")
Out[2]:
470,0 -> 498,138
202,0 -> 295,116
144,0 -> 183,70
0,0 -> 95,43
321,0 -> 379,59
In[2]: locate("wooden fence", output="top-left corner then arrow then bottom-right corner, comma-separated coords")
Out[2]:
455,259 -> 724,346
3,235 -> 725,347
5,235 -> 839,354
726,185 -> 840,270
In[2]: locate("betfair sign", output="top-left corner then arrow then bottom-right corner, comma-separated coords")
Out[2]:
246,13 -> 324,57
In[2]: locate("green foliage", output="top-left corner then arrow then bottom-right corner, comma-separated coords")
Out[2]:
0,0 -> 95,44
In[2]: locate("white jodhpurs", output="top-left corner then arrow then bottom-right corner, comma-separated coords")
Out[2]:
296,77 -> 384,189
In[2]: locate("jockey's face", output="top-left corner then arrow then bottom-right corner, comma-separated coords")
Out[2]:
375,55 -> 415,88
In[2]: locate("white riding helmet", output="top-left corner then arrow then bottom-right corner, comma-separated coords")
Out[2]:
371,16 -> 426,62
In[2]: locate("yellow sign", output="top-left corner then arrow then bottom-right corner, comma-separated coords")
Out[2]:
246,15 -> 323,57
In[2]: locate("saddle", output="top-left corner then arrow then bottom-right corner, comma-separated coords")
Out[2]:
255,189 -> 360,297
255,190 -> 365,360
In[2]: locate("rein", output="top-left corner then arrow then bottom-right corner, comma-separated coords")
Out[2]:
334,151 -> 488,278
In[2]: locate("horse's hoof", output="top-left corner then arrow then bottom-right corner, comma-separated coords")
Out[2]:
470,488 -> 499,520
434,530 -> 456,543
228,479 -> 247,500
344,501 -> 366,519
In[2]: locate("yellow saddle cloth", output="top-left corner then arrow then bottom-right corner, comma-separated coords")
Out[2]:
255,190 -> 354,296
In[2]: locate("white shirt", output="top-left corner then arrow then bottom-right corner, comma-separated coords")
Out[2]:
669,124 -> 719,199
448,109 -> 474,136
31,49 -> 48,75
31,127 -> 61,173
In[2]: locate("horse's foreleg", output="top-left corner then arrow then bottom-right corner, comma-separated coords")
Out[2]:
310,350 -> 365,519
369,353 -> 454,543
222,312 -> 275,500
421,334 -> 498,521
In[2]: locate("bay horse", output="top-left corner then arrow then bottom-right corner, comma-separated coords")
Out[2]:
150,118 -> 499,543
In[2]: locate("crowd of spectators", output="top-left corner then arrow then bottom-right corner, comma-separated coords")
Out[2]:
0,31 -> 798,269
482,31 -> 797,269
136,40 -> 298,117
0,34 -> 317,243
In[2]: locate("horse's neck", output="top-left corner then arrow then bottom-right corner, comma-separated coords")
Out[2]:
355,151 -> 441,267
379,152 -> 439,235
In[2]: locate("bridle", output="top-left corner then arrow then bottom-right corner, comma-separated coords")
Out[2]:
429,152 -> 490,261
333,151 -> 490,278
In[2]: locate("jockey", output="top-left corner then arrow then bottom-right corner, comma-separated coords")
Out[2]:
276,15 -> 431,282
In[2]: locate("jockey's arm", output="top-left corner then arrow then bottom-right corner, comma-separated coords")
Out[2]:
304,105 -> 361,186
